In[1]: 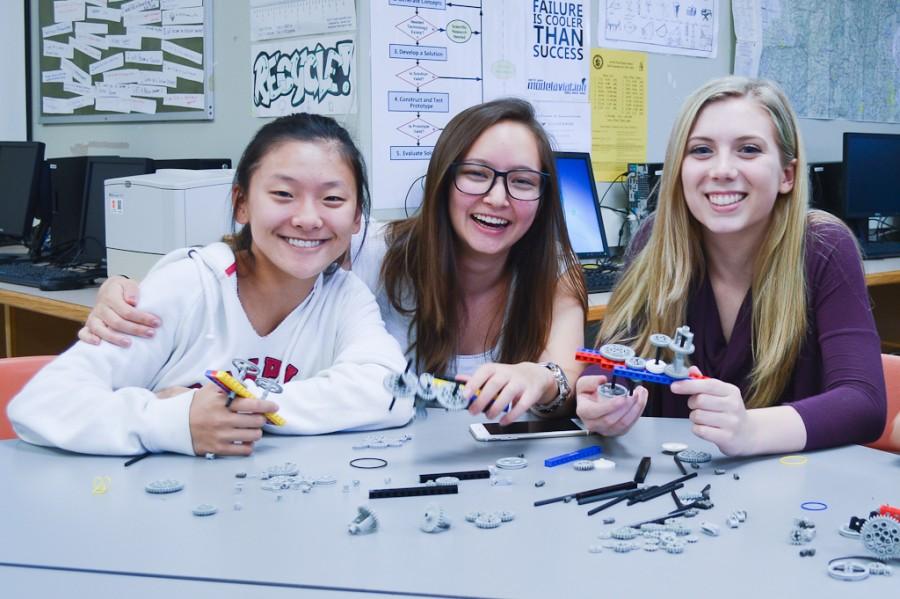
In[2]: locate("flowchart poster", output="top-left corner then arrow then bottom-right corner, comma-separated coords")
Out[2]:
371,0 -> 590,211
370,0 -> 486,211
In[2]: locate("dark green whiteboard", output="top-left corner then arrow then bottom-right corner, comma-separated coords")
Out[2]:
38,0 -> 213,123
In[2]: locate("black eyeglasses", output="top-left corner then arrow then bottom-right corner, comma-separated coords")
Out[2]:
450,162 -> 548,201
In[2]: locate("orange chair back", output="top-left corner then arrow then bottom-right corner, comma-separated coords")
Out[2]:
867,354 -> 900,452
0,356 -> 55,440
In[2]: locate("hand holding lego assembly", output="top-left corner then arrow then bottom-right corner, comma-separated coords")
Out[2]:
575,374 -> 647,436
671,366 -> 754,456
188,382 -> 277,457
206,366 -> 286,426
78,276 -> 156,347
463,362 -> 557,424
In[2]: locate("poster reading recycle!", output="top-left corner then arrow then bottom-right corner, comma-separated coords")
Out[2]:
251,33 -> 356,117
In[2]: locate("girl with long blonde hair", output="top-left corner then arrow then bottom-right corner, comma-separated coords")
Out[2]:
576,77 -> 885,456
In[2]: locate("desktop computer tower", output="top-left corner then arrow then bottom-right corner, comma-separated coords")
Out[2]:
46,156 -> 98,261
623,162 -> 663,248
626,162 -> 664,218
808,162 -> 843,214
45,156 -> 154,264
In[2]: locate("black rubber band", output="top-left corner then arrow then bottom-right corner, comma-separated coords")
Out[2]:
350,457 -> 388,469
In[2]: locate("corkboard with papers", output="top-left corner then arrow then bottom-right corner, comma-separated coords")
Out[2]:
38,0 -> 213,123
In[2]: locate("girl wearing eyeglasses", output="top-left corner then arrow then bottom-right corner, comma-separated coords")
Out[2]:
372,99 -> 588,421
81,99 -> 588,423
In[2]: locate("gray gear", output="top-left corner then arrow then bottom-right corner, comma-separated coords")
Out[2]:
496,456 -> 528,470
348,506 -> 378,535
625,356 -> 647,370
675,449 -> 712,463
435,383 -> 469,410
145,479 -> 184,494
383,371 -> 418,398
191,503 -> 217,517
416,373 -> 438,400
474,513 -> 502,529
611,527 -> 638,540
598,343 -> 635,361
420,502 -> 451,533
860,515 -> 900,558
664,541 -> 686,554
612,541 -> 637,553
598,382 -> 629,398
649,333 -> 672,348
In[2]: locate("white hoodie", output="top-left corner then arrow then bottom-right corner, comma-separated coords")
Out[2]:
8,242 -> 412,456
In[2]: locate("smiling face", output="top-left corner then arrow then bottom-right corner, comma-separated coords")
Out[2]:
235,139 -> 360,290
680,96 -> 796,246
448,120 -> 543,264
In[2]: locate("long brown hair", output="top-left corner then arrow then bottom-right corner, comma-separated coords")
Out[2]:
382,98 -> 587,374
599,76 -> 826,408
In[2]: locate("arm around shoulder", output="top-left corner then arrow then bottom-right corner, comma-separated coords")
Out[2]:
8,263 -> 203,455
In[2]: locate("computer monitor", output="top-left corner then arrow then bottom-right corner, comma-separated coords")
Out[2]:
154,158 -> 231,171
0,141 -> 45,243
553,152 -> 610,260
839,134 -> 900,257
80,157 -> 154,264
843,133 -> 900,218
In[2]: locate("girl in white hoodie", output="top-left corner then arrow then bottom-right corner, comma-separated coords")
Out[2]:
8,114 -> 412,457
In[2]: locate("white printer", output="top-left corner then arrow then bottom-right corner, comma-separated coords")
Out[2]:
105,169 -> 235,279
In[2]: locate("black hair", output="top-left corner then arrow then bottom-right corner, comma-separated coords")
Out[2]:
229,113 -> 370,266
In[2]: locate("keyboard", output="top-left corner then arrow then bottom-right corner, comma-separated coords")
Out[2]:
0,261 -> 106,291
582,265 -> 620,294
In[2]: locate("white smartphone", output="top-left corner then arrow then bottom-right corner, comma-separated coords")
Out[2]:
468,419 -> 590,442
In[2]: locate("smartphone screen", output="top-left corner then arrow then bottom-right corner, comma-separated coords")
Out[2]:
481,420 -> 582,435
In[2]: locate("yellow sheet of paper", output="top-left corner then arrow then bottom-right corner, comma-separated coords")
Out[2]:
589,48 -> 647,182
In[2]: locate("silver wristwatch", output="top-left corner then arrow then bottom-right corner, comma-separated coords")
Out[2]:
531,362 -> 571,414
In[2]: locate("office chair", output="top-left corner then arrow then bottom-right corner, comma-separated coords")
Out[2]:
0,355 -> 54,440
866,354 -> 900,452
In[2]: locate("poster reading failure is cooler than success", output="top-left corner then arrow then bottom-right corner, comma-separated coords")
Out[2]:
532,1 -> 586,60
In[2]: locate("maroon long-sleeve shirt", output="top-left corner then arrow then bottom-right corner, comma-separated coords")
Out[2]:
610,218 -> 886,451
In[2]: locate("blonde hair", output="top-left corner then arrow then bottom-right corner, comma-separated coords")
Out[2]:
599,76 -> 822,408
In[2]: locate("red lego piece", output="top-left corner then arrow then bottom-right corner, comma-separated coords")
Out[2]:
575,348 -> 624,372
879,504 -> 900,521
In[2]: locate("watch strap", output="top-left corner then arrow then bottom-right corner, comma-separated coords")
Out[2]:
531,362 -> 570,414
